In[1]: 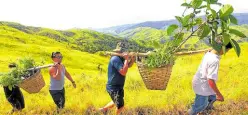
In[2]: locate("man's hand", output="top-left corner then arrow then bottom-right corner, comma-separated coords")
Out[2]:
72,81 -> 76,88
122,52 -> 129,60
53,63 -> 62,69
129,52 -> 136,61
127,52 -> 135,68
216,93 -> 224,102
50,63 -> 63,80
131,56 -> 135,62
208,79 -> 224,102
119,53 -> 130,76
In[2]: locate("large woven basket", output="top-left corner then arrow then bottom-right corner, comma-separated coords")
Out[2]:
135,49 -> 209,90
137,58 -> 173,90
19,69 -> 45,93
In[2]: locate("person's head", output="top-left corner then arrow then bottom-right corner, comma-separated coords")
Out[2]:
113,42 -> 128,53
219,42 -> 233,55
51,52 -> 63,63
8,63 -> 17,69
113,42 -> 123,53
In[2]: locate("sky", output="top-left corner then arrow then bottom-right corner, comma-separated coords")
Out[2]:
0,0 -> 247,30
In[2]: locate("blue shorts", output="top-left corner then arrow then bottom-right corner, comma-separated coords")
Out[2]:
188,94 -> 216,115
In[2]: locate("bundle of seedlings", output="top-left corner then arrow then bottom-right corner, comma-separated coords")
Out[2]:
0,57 -> 52,93
0,58 -> 35,89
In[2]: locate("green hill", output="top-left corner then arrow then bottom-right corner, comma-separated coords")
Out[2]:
0,21 -> 149,53
118,25 -> 248,50
119,27 -> 168,47
0,24 -> 108,73
3,21 -> 247,53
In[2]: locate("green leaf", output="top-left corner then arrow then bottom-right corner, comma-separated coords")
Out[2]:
175,15 -> 191,27
222,33 -> 231,45
197,24 -> 211,39
181,3 -> 191,7
206,1 -> 211,9
205,0 -> 218,4
213,21 -> 218,31
174,33 -> 184,46
221,20 -> 228,32
175,16 -> 183,25
211,9 -> 217,18
174,33 -> 184,39
8,86 -> 13,91
198,5 -> 207,9
222,46 -> 226,55
219,4 -> 234,19
229,15 -> 238,25
210,0 -> 218,4
182,14 -> 192,26
167,24 -> 178,36
195,18 -> 203,24
192,0 -> 203,8
229,28 -> 247,38
230,39 -> 241,57
227,17 -> 231,25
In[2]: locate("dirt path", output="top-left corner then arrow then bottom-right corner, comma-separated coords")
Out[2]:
2,101 -> 248,115
84,101 -> 248,115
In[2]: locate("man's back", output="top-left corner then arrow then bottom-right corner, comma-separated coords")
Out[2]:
107,56 -> 125,91
192,51 -> 220,96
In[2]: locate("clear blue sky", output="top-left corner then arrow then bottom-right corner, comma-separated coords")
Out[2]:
0,0 -> 247,29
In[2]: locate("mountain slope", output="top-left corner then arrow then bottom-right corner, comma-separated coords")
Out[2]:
0,21 -> 148,53
118,27 -> 168,47
118,25 -> 248,49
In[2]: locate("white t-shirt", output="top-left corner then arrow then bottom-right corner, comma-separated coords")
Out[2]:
192,51 -> 220,96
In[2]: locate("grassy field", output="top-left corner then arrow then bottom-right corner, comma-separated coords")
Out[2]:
0,25 -> 248,114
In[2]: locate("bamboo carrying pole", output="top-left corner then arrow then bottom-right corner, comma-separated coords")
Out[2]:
105,51 -> 152,57
26,49 -> 210,71
27,64 -> 54,71
105,48 -> 211,57
174,49 -> 211,56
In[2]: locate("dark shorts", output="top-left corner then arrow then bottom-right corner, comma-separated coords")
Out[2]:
3,86 -> 25,110
49,88 -> 65,109
107,89 -> 124,109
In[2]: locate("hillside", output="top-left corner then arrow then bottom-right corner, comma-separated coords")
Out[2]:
117,25 -> 248,50
2,21 -> 246,54
118,27 -> 168,47
0,23 -> 248,114
0,21 -> 148,53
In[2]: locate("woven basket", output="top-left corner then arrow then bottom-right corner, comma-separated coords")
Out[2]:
137,58 -> 173,90
135,49 -> 209,90
19,69 -> 45,94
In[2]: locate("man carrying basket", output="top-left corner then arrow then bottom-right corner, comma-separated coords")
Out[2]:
98,42 -> 135,114
49,52 -> 76,112
188,42 -> 233,115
